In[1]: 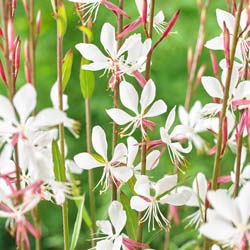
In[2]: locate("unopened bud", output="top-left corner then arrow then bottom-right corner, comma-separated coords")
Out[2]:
22,0 -> 29,16
196,65 -> 206,85
36,10 -> 42,36
0,60 -> 7,85
14,37 -> 21,80
210,51 -> 219,78
187,47 -> 193,74
223,21 -> 230,69
24,39 -> 31,83
142,0 -> 148,25
7,18 -> 15,53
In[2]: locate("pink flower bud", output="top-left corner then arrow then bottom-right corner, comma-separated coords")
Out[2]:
101,0 -> 130,19
223,21 -> 230,69
24,39 -> 32,83
196,65 -> 206,85
14,37 -> 21,80
36,10 -> 42,36
187,47 -> 193,75
210,51 -> 219,78
22,0 -> 29,15
7,18 -> 15,53
142,0 -> 147,25
0,59 -> 7,85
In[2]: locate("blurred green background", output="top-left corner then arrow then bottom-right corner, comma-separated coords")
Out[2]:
0,0 -> 230,249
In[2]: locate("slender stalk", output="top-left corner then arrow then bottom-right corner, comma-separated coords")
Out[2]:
211,0 -> 244,191
185,0 -> 210,110
137,0 -> 155,246
55,1 -> 69,249
111,0 -> 124,201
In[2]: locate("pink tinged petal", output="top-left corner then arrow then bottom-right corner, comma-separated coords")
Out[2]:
216,9 -> 235,34
160,189 -> 191,206
33,108 -> 66,128
205,35 -> 224,50
75,43 -> 108,65
201,76 -> 224,99
200,220 -> 236,242
13,84 -> 36,123
134,175 -> 150,197
74,152 -> 104,169
108,201 -> 126,235
101,23 -> 117,58
96,220 -> 113,235
165,106 -> 176,131
120,81 -> 139,114
111,167 -> 133,183
207,190 -> 241,225
92,126 -> 108,160
0,95 -> 16,121
144,100 -> 167,118
140,79 -> 156,112
106,108 -> 134,125
130,196 -> 150,212
155,175 -> 177,197
112,143 -> 127,163
96,240 -> 114,250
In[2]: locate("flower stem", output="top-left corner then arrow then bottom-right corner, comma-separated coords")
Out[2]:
55,1 -> 69,249
211,0 -> 244,191
137,0 -> 155,246
111,0 -> 124,201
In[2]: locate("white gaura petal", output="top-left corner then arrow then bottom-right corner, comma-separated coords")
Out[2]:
130,196 -> 150,212
118,34 -> 140,57
201,103 -> 222,117
192,173 -> 208,203
0,95 -> 16,122
134,175 -> 150,197
234,80 -> 250,99
96,240 -> 114,250
111,167 -> 133,183
221,66 -> 239,96
92,126 -> 108,160
13,84 -> 36,123
109,201 -> 126,235
240,9 -> 248,31
216,9 -> 235,34
201,76 -> 223,99
144,100 -> 167,118
33,108 -> 66,128
106,108 -> 134,125
205,35 -> 224,50
160,189 -> 191,206
154,11 -> 165,25
237,182 -> 250,225
82,62 -> 108,71
75,43 -> 108,64
112,143 -> 127,163
96,220 -> 113,236
180,186 -> 198,206
101,23 -> 117,58
145,150 -> 160,170
200,220 -> 236,242
50,82 -> 69,111
165,106 -> 176,131
119,81 -> 139,114
113,236 -> 123,250
74,152 -> 104,169
155,175 -> 177,197
207,190 -> 240,225
127,136 -> 138,167
140,80 -> 156,112
189,101 -> 202,127
178,105 -> 188,126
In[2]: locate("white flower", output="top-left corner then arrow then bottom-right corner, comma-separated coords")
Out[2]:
107,80 -> 167,138
75,23 -> 151,89
160,107 -> 192,167
200,182 -> 250,248
74,126 -> 132,192
130,175 -> 191,230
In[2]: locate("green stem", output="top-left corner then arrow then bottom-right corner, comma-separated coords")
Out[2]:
211,0 -> 244,191
55,1 -> 69,249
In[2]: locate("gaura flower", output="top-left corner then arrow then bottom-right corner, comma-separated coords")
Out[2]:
75,23 -> 151,89
130,175 -> 191,230
74,126 -> 133,192
200,182 -> 250,249
106,80 -> 167,138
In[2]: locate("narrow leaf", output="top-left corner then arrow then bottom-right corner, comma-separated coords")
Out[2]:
70,195 -> 85,250
57,2 -> 67,37
77,26 -> 94,42
80,58 -> 95,99
52,140 -> 65,182
62,49 -> 73,91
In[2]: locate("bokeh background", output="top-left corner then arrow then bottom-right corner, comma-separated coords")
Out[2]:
0,0 -> 229,249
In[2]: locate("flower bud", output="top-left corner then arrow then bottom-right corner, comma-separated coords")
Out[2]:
36,10 -> 42,37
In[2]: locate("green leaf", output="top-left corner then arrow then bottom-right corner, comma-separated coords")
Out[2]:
120,191 -> 137,240
62,49 -> 73,91
52,140 -> 65,182
82,206 -> 92,229
80,58 -> 95,99
70,195 -> 85,250
77,26 -> 94,42
57,2 -> 67,38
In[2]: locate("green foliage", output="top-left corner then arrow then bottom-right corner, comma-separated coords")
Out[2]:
62,49 -> 74,91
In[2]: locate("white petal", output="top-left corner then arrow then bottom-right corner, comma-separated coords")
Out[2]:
13,84 -> 36,123
165,106 -> 176,131
234,80 -> 250,99
134,175 -> 150,198
109,201 -> 126,235
101,23 -> 117,58
237,182 -> 250,225
0,95 -> 16,122
240,9 -> 248,31
127,136 -> 138,167
216,9 -> 235,34
155,175 -> 177,197
113,236 -> 123,250
144,100 -> 167,118
119,81 -> 139,114
106,108 -> 134,125
111,167 -> 133,183
144,150 -> 160,170
130,196 -> 150,212
96,220 -> 113,236
178,105 -> 188,126
205,35 -> 224,50
192,172 -> 208,203
75,43 -> 108,65
140,79 -> 156,112
92,126 -> 108,160
160,189 -> 191,206
202,76 -> 223,99
74,153 -> 103,169
96,240 -> 114,250
82,62 -> 108,71
112,143 -> 127,163
50,81 -> 69,111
